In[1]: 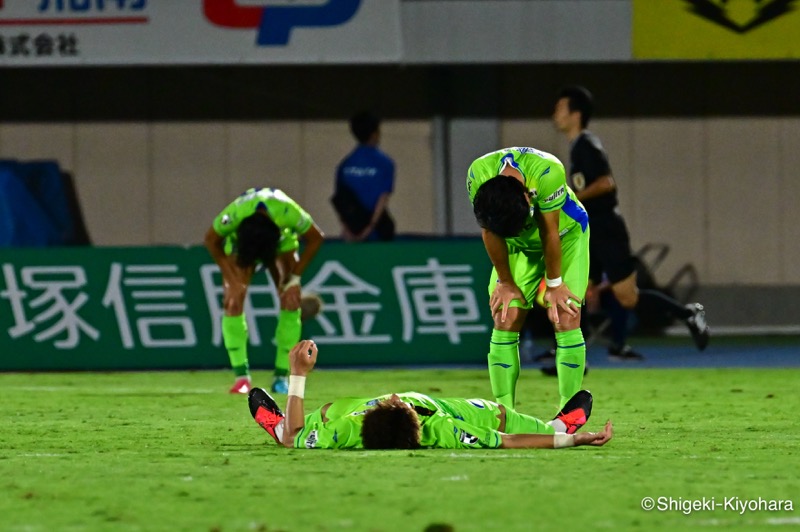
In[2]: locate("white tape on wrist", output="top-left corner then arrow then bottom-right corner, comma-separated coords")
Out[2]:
283,274 -> 301,290
545,276 -> 563,288
553,433 -> 575,449
288,375 -> 306,398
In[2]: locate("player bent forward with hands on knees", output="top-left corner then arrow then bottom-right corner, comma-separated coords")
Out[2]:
248,340 -> 613,450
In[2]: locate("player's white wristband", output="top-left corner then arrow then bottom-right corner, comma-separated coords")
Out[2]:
283,274 -> 301,290
553,433 -> 575,449
545,276 -> 563,288
288,375 -> 306,398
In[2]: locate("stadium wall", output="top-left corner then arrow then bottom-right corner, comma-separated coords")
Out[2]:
1,114 -> 798,289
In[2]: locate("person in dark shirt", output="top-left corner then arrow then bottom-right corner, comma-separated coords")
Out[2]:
551,86 -> 709,360
332,111 -> 396,242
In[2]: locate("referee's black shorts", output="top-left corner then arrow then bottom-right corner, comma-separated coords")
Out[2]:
588,213 -> 637,285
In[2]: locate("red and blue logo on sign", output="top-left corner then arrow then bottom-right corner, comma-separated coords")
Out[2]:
203,0 -> 362,46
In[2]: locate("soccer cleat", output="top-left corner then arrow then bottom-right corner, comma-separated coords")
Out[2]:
607,345 -> 645,362
686,303 -> 710,351
553,390 -> 593,434
248,388 -> 285,445
229,376 -> 251,395
270,375 -> 289,394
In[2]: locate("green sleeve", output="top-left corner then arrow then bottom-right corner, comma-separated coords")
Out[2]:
467,161 -> 493,205
266,190 -> 314,236
535,162 -> 568,213
212,195 -> 252,238
294,416 -> 364,449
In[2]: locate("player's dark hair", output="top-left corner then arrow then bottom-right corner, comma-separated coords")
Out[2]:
558,85 -> 594,128
235,213 -> 281,269
473,175 -> 530,238
361,401 -> 421,449
350,111 -> 381,144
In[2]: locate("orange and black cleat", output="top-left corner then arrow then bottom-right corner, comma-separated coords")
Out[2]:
554,390 -> 593,434
248,388 -> 285,444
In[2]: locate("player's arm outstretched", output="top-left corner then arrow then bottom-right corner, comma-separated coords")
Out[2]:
499,421 -> 613,449
281,339 -> 319,448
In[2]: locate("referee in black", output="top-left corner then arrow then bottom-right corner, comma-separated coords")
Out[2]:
550,85 -> 709,361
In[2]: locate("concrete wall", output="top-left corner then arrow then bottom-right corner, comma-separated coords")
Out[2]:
2,116 -> 799,287
0,120 -> 434,246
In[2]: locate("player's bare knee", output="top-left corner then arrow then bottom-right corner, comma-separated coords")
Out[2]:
555,310 -> 582,332
616,292 -> 638,309
224,294 -> 246,315
492,309 -> 527,331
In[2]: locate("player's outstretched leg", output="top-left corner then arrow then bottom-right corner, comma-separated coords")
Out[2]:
552,389 -> 593,434
248,388 -> 285,445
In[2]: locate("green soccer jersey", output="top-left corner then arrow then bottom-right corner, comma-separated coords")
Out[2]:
294,393 -> 506,449
467,147 -> 588,252
212,188 -> 314,255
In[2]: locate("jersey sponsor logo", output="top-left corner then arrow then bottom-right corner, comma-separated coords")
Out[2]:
342,166 -> 378,177
515,147 -> 548,158
203,0 -> 363,46
684,0 -> 797,34
542,185 -> 565,203
304,429 -> 318,448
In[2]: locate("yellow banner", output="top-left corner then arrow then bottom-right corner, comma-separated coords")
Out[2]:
633,0 -> 800,59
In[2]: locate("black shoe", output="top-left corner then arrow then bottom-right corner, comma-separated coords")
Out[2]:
248,388 -> 285,444
608,345 -> 645,362
686,303 -> 710,351
553,390 -> 593,434
540,363 -> 589,377
533,348 -> 556,363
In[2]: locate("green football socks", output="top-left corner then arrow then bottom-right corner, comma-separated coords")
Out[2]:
222,314 -> 249,377
274,309 -> 301,377
503,408 -> 555,435
487,329 -> 520,408
555,328 -> 586,408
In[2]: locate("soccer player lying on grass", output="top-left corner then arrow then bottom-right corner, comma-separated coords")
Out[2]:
248,340 -> 613,450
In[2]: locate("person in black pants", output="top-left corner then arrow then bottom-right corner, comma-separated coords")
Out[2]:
548,86 -> 709,361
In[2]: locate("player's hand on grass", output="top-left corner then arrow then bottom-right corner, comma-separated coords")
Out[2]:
575,421 -> 613,447
490,281 -> 526,322
543,283 -> 580,324
289,340 -> 318,376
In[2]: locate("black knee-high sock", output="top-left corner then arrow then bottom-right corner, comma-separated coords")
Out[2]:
602,291 -> 630,348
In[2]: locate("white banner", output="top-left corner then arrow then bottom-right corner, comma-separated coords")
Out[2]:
0,0 -> 402,65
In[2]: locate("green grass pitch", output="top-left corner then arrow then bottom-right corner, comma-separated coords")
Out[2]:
1,366 -> 798,531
